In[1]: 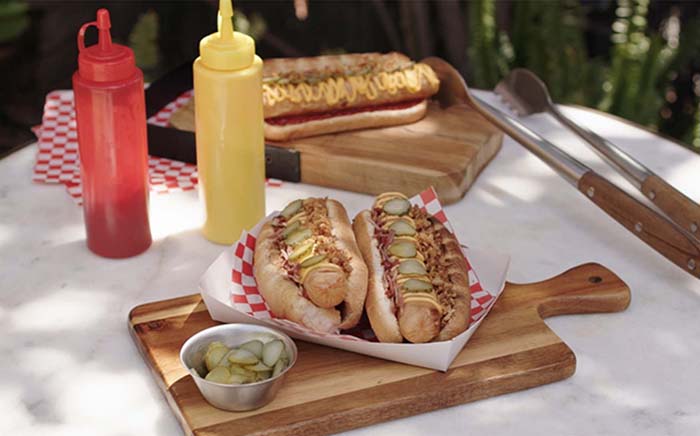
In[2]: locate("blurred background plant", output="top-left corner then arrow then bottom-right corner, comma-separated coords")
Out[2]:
1,0 -> 699,153
0,0 -> 29,44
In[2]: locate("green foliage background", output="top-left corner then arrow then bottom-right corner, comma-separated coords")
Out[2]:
71,1 -> 700,151
467,0 -> 700,149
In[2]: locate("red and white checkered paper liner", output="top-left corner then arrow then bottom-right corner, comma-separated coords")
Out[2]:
200,187 -> 508,370
33,90 -> 282,205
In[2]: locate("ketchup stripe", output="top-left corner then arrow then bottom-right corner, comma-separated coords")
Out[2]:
265,99 -> 424,126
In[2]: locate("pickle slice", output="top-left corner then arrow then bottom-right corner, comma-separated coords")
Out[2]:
206,341 -> 226,352
272,359 -> 286,378
398,259 -> 427,276
255,371 -> 272,381
401,278 -> 433,293
226,348 -> 259,365
262,339 -> 285,367
227,373 -> 250,385
204,345 -> 229,371
300,254 -> 327,268
281,199 -> 303,219
389,219 -> 416,236
205,366 -> 230,383
229,364 -> 256,379
289,240 -> 314,261
238,340 -> 264,359
389,240 -> 417,258
382,198 -> 411,216
285,227 -> 313,246
245,361 -> 272,372
281,221 -> 301,239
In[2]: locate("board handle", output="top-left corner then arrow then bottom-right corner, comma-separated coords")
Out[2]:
507,263 -> 631,318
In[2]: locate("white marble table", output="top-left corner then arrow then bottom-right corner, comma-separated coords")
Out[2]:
2,91 -> 700,436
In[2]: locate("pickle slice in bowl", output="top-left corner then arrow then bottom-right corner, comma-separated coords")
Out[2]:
205,366 -> 231,383
227,348 -> 259,365
229,364 -> 256,379
262,339 -> 285,367
272,359 -> 286,377
228,373 -> 250,385
238,340 -> 264,359
205,345 -> 229,371
246,361 -> 273,372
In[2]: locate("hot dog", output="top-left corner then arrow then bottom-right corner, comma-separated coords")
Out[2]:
254,198 -> 368,333
352,192 -> 471,343
262,52 -> 440,141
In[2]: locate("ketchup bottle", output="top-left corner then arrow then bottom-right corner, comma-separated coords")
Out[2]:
72,9 -> 152,258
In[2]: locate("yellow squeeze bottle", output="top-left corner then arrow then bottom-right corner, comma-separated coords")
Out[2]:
194,0 -> 265,244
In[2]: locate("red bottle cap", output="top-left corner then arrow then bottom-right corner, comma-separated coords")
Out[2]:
77,9 -> 137,82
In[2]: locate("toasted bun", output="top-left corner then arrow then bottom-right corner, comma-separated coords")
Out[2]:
433,223 -> 472,341
263,52 -> 413,79
264,100 -> 428,142
327,199 -> 369,330
352,210 -> 403,342
353,204 -> 472,343
263,52 -> 439,118
253,199 -> 368,333
254,221 -> 341,333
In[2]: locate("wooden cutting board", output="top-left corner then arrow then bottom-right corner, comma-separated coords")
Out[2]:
269,100 -> 502,204
167,61 -> 503,204
129,263 -> 630,436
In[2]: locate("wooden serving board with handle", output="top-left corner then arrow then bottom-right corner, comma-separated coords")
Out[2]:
167,59 -> 502,205
129,263 -> 630,436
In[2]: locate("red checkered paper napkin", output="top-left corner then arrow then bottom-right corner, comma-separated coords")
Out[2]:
200,187 -> 510,371
33,90 -> 282,205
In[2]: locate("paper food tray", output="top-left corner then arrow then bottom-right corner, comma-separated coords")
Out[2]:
200,187 -> 510,371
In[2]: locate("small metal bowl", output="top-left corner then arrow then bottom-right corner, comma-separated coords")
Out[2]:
180,323 -> 298,411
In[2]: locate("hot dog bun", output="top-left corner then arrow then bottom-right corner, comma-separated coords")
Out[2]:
263,52 -> 439,118
261,52 -> 440,140
352,193 -> 471,343
353,210 -> 402,342
254,222 -> 341,333
168,52 -> 440,141
253,198 -> 368,332
264,100 -> 427,142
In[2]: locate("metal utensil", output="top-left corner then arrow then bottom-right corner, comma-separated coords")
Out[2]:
422,56 -> 700,278
180,323 -> 298,411
496,68 -> 700,237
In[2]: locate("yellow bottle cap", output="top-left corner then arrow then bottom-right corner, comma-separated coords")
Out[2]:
199,0 -> 255,71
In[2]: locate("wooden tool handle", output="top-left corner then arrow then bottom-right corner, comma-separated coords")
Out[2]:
578,171 -> 700,278
641,174 -> 700,238
506,263 -> 630,318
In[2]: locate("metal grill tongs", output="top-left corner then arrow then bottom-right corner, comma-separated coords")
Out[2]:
422,57 -> 700,279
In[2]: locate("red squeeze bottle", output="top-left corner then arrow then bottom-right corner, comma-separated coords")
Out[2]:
72,9 -> 152,258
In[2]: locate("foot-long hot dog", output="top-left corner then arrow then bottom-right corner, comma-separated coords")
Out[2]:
353,193 -> 471,343
254,198 -> 368,333
262,52 -> 440,141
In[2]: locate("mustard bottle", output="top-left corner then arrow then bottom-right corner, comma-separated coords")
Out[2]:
194,0 -> 265,244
